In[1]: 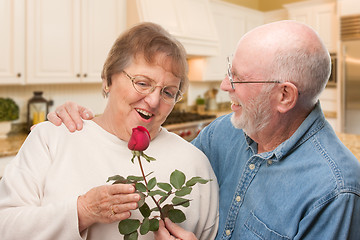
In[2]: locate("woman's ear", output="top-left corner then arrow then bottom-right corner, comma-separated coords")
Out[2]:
102,78 -> 110,98
276,82 -> 299,113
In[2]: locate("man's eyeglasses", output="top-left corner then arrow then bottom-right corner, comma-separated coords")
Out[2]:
123,71 -> 183,104
227,56 -> 281,90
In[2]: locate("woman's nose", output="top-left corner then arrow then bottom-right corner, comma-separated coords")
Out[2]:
144,88 -> 162,107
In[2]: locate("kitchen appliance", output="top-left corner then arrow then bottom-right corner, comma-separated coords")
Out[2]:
162,111 -> 217,141
341,15 -> 360,134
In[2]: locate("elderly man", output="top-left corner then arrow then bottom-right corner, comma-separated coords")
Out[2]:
48,20 -> 360,239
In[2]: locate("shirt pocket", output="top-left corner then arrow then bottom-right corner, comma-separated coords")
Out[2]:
240,211 -> 291,240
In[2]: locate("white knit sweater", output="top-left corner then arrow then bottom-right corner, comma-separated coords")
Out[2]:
0,120 -> 219,240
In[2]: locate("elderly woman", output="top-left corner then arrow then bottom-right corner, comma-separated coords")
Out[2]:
0,22 -> 219,240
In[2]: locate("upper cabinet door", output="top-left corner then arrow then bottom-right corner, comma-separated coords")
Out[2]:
81,0 -> 126,83
0,0 -> 25,84
26,0 -> 126,84
285,1 -> 337,53
26,0 -> 81,84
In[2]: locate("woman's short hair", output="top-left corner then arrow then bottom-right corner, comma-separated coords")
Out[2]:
102,22 -> 188,93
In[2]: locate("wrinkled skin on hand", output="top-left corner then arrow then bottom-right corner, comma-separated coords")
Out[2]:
77,184 -> 141,232
46,101 -> 94,132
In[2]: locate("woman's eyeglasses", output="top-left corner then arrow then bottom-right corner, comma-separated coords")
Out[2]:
123,71 -> 183,104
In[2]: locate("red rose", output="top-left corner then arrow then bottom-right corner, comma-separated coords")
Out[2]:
128,126 -> 151,151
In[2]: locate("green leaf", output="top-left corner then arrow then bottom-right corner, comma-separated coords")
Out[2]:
135,182 -> 147,192
168,209 -> 186,223
186,177 -> 211,187
170,170 -> 186,189
118,219 -> 140,235
142,152 -> 156,162
161,204 -> 174,218
128,175 -> 145,182
124,231 -> 138,240
107,175 -> 126,183
157,182 -> 172,192
172,197 -> 190,207
139,202 -> 151,218
175,186 -> 192,196
130,154 -> 136,164
150,206 -> 159,212
139,218 -> 150,235
148,190 -> 167,197
137,192 -> 146,208
149,218 -> 159,231
147,177 -> 157,190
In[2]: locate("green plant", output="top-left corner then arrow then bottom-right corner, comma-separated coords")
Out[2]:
0,98 -> 19,122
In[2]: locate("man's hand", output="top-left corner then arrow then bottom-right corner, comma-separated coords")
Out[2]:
47,101 -> 94,132
154,218 -> 198,240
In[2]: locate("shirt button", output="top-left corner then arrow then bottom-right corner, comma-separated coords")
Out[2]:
236,196 -> 241,202
226,230 -> 231,236
267,160 -> 273,165
249,164 -> 255,170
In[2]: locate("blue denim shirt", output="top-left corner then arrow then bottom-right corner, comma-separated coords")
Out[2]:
192,103 -> 360,239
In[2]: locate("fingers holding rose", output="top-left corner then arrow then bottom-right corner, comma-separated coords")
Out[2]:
77,184 -> 140,231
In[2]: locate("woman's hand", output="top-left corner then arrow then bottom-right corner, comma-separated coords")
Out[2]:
47,101 -> 94,132
154,218 -> 198,240
77,184 -> 140,232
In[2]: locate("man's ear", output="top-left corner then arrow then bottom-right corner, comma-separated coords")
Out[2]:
276,82 -> 299,113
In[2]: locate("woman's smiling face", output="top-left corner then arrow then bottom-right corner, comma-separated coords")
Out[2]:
101,54 -> 181,141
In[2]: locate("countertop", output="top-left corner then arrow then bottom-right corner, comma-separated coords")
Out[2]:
1,131 -> 360,160
0,134 -> 27,158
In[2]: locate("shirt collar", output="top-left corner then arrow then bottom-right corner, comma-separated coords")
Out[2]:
245,101 -> 326,162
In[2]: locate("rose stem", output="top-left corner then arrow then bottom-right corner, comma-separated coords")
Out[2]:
137,155 -> 165,220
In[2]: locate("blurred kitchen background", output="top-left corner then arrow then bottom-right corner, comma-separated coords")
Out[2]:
1,0 -> 360,144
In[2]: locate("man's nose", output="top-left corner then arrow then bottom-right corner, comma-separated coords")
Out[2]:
220,75 -> 233,92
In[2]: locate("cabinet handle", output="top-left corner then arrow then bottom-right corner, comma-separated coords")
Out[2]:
83,73 -> 87,78
76,73 -> 81,77
17,73 -> 21,78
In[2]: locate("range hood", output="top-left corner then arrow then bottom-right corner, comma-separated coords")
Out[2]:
127,0 -> 219,57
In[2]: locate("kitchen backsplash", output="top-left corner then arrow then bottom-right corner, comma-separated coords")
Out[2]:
0,84 -> 107,123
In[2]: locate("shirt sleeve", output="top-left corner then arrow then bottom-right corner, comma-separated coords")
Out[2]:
0,125 -> 83,240
295,192 -> 360,240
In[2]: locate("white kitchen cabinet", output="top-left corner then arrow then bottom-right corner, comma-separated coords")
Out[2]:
26,0 -> 126,84
128,0 -> 219,57
0,0 -> 25,84
188,0 -> 263,81
284,0 -> 337,53
338,0 -> 360,16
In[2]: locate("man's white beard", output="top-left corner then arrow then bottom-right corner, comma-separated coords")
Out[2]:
231,88 -> 273,136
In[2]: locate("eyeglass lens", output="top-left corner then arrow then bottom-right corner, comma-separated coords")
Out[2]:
130,75 -> 182,103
